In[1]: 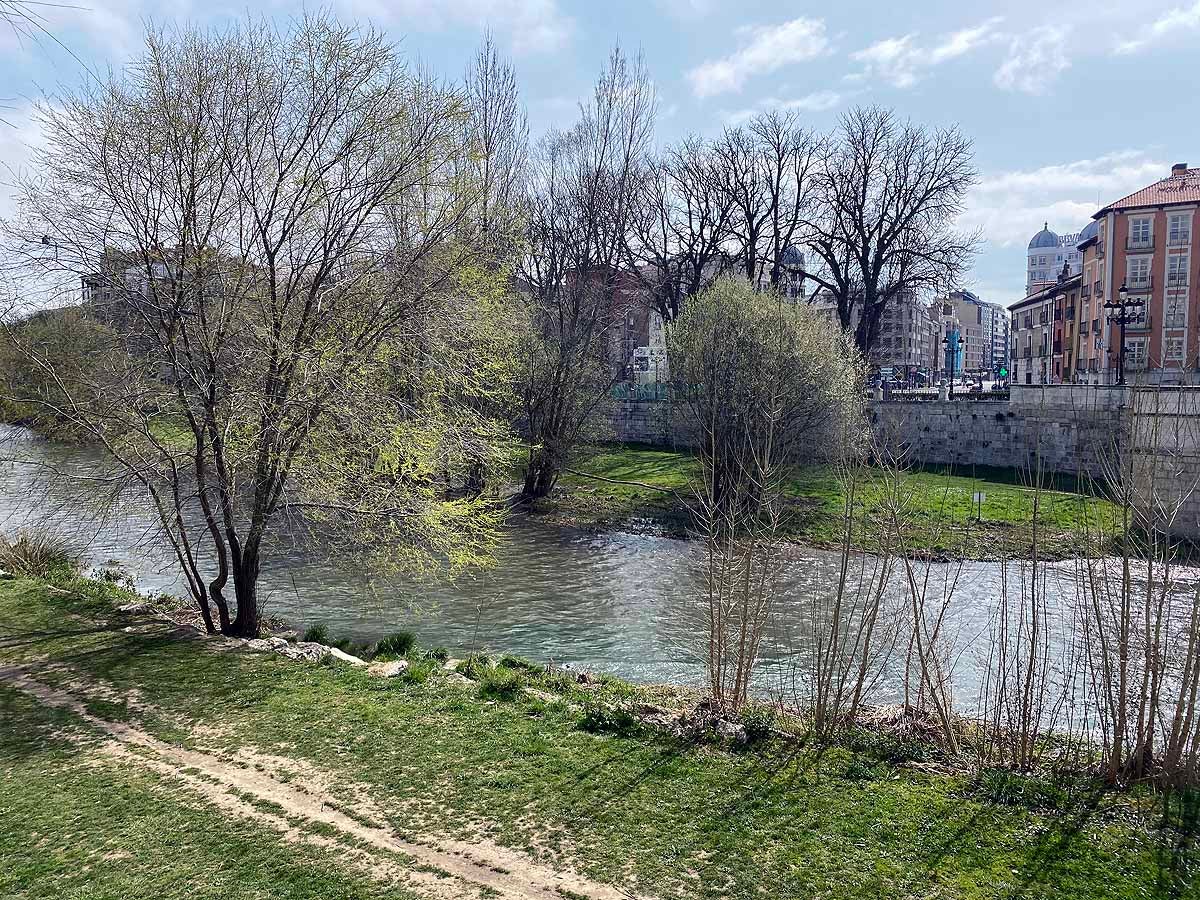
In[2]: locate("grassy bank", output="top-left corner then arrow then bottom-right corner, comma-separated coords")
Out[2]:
1,573 -> 1195,899
542,444 -> 1120,560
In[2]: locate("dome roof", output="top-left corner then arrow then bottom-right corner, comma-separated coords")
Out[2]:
1028,222 -> 1060,250
780,245 -> 805,268
1076,220 -> 1099,248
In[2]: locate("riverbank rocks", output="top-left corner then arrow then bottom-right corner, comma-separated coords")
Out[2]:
325,647 -> 368,667
116,601 -> 154,614
367,659 -> 409,678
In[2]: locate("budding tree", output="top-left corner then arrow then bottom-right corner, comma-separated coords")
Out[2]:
2,18 -> 515,637
517,46 -> 655,500
670,276 -> 864,710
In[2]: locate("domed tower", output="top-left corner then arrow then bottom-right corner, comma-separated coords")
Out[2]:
1027,222 -> 1061,291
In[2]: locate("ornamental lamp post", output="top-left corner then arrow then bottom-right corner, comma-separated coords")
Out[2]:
1103,281 -> 1144,386
942,333 -> 965,399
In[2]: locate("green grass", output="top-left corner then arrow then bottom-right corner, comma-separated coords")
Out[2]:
551,443 -> 1121,560
1,575 -> 1195,899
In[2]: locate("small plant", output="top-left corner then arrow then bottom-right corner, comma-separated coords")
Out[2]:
498,655 -> 541,675
578,699 -> 641,737
738,704 -> 778,745
423,646 -> 450,662
972,769 -> 1078,811
401,660 -> 437,685
302,624 -> 329,644
478,667 -> 524,701
374,631 -> 417,659
456,655 -> 493,679
842,756 -> 885,781
0,530 -> 79,580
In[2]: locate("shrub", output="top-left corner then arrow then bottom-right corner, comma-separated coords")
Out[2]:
0,530 -> 79,580
374,630 -> 417,659
578,699 -> 641,737
478,667 -> 524,702
498,655 -> 541,674
302,624 -> 329,644
738,704 -> 778,745
973,769 -> 1085,811
401,660 -> 437,685
423,646 -> 450,662
456,655 -> 493,679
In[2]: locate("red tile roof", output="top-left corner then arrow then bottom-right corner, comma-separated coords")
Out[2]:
1099,168 -> 1200,214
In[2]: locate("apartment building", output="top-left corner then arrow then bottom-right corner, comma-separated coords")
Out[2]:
1009,272 -> 1082,385
1087,163 -> 1200,382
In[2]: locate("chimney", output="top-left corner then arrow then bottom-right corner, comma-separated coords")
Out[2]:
1172,162 -> 1189,177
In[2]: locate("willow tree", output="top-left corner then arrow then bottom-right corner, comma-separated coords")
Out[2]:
2,18 -> 517,637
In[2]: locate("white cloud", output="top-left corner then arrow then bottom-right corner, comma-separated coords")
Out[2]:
960,150 -> 1167,249
851,17 -> 1003,88
1114,2 -> 1200,54
686,17 -> 830,98
993,25 -> 1071,94
723,89 -> 844,125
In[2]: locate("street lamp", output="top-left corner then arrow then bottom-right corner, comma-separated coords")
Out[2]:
942,333 -> 965,399
1103,281 -> 1144,386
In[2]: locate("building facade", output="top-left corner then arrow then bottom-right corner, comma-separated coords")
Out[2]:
1027,224 -> 1083,292
1010,273 -> 1082,385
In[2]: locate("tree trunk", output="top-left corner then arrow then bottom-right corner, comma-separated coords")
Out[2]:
521,449 -> 559,501
226,552 -> 261,638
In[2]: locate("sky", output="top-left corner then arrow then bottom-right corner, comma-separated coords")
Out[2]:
1,0 -> 1199,308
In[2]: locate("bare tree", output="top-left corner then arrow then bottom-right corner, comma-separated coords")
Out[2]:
517,46 -> 655,500
622,137 -> 734,324
2,18 -> 508,637
713,110 -> 821,291
463,32 -> 528,259
804,106 -> 978,354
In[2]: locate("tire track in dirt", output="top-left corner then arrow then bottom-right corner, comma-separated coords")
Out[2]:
1,664 -> 643,900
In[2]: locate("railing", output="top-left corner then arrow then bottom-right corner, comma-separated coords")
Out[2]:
1127,275 -> 1153,291
1168,273 -> 1190,288
1080,321 -> 1090,334
1169,234 -> 1192,248
1092,318 -> 1101,333
1053,341 -> 1062,353
1065,306 -> 1076,319
1054,308 -> 1062,321
1081,285 -> 1091,297
1127,238 -> 1154,251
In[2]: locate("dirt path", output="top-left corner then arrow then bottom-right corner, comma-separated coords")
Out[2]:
0,664 -> 643,900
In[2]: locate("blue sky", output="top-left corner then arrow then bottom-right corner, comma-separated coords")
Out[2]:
2,0 -> 1199,306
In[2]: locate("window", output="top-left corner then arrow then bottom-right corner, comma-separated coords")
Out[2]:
1170,213 -> 1192,246
1130,217 -> 1152,246
1169,253 -> 1190,287
1128,256 -> 1150,286
1165,295 -> 1188,328
1166,336 -> 1185,362
1039,256 -> 1047,266
1127,337 -> 1148,369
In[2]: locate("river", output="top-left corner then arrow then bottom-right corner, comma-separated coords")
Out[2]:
0,424 -> 1135,708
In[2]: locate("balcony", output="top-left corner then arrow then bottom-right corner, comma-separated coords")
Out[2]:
1092,318 -> 1101,333
1080,321 -> 1089,334
1169,234 -> 1192,248
1054,308 -> 1062,321
1065,306 -> 1075,319
1168,273 -> 1190,289
1053,340 -> 1062,354
1126,275 -> 1153,292
1127,238 -> 1154,252
1081,284 -> 1091,298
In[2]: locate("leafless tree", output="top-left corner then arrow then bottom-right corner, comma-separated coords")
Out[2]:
713,110 -> 821,291
517,46 -> 655,500
622,137 -> 734,324
1,18 -> 509,637
804,106 -> 978,354
463,32 -> 528,259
